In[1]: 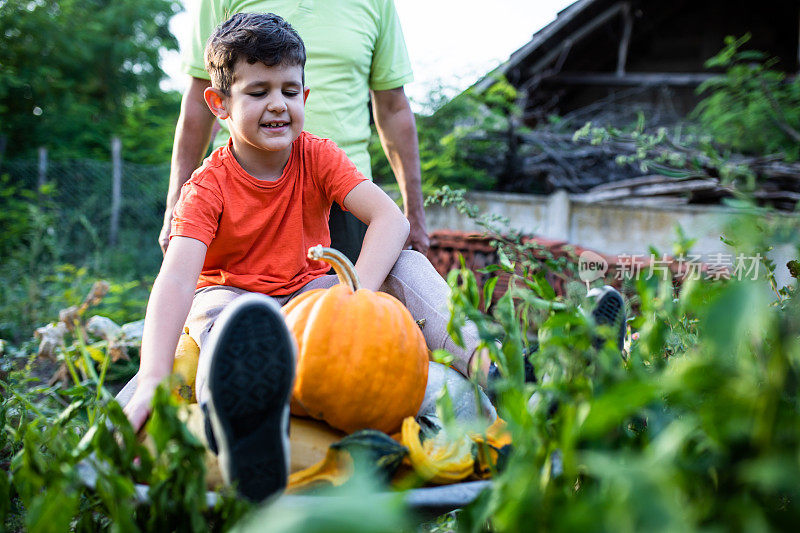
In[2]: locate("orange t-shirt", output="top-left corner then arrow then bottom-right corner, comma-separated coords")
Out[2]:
171,132 -> 367,295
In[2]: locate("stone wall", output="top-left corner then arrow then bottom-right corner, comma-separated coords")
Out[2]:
424,190 -> 796,287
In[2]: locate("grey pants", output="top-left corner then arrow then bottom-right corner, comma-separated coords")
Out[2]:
116,250 -> 479,407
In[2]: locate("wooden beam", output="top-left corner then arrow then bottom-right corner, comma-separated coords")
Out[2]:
524,2 -> 628,81
575,178 -> 726,203
543,72 -> 721,87
616,2 -> 633,76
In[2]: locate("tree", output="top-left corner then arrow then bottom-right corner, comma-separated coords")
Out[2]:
0,0 -> 182,161
369,77 -> 519,195
693,34 -> 800,161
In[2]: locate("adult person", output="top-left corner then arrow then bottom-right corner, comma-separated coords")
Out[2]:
159,0 -> 429,261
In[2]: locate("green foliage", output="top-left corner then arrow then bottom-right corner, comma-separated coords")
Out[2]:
0,0 -> 182,161
236,474 -> 411,532
430,196 -> 800,530
1,275 -> 249,529
1,368 -> 249,531
370,77 -> 521,194
0,174 -> 59,262
572,118 -> 760,191
0,177 -> 66,342
0,177 -> 151,343
426,185 -> 579,300
693,34 -> 800,160
121,90 -> 183,165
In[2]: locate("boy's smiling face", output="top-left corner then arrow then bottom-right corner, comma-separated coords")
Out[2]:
207,60 -> 309,177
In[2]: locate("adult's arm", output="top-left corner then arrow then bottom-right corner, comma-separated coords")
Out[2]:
159,77 -> 216,252
370,87 -> 429,255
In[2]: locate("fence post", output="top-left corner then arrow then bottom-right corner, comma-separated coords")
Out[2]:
110,137 -> 122,247
38,146 -> 48,189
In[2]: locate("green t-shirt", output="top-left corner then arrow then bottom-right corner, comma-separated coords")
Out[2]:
183,0 -> 414,179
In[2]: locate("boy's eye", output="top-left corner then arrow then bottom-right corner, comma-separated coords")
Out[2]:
248,91 -> 266,97
283,90 -> 299,97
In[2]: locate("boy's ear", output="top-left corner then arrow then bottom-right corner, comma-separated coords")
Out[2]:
203,87 -> 229,119
303,87 -> 310,104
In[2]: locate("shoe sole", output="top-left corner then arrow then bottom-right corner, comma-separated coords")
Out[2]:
205,294 -> 295,502
589,286 -> 626,351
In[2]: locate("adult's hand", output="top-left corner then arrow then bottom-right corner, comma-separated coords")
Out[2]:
371,87 -> 429,255
159,212 -> 173,254
405,210 -> 430,253
161,77 -> 216,253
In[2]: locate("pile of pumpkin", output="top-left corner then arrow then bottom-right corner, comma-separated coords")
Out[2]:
168,246 -> 511,493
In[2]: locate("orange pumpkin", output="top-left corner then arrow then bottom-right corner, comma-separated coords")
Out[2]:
281,246 -> 429,434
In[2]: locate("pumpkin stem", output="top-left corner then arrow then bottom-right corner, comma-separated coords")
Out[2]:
308,245 -> 361,290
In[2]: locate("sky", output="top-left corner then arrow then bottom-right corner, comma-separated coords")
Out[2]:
161,0 -> 575,111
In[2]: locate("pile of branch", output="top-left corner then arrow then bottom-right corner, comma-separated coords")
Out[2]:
512,130 -> 800,210
573,174 -> 731,205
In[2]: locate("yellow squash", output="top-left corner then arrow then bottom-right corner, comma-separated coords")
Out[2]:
400,417 -> 474,484
142,409 -> 344,491
171,327 -> 200,402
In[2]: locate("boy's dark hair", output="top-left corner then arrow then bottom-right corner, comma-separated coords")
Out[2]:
205,12 -> 306,94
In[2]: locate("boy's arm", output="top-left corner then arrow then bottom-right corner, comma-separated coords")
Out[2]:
123,236 -> 207,431
343,181 -> 410,291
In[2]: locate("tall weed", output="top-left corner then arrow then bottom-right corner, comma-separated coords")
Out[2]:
446,201 -> 800,531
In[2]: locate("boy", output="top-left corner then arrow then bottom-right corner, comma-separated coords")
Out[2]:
122,12 -> 626,502
123,12 -> 487,502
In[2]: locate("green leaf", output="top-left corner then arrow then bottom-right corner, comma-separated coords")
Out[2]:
483,276 -> 499,311
25,483 -> 80,533
580,380 -> 659,438
497,248 -> 514,271
529,270 -> 556,301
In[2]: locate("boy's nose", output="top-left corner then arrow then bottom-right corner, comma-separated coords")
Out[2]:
266,97 -> 286,112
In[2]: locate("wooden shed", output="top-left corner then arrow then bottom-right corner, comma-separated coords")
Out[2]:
459,0 -> 800,202
478,0 -> 800,127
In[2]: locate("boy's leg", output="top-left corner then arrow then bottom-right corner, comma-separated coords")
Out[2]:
380,252 -> 627,388
113,285 -> 251,411
199,292 -> 296,502
188,286 -> 296,403
186,285 -> 249,404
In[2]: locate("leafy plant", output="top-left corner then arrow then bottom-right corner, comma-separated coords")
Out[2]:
571,35 -> 800,197
0,176 -> 152,344
429,196 -> 800,531
2,365 -> 250,531
693,34 -> 800,160
370,76 -> 523,195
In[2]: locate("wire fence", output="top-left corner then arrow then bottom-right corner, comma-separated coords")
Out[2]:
3,154 -> 169,276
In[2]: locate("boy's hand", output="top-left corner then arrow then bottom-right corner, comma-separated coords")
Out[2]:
123,381 -> 157,433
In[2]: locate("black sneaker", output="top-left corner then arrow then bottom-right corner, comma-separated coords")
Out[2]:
202,293 -> 296,502
586,285 -> 626,352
